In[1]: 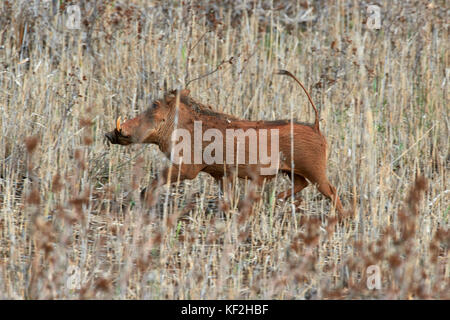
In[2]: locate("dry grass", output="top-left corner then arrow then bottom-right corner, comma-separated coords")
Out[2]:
0,0 -> 448,299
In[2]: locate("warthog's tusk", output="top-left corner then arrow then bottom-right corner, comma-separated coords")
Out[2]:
116,116 -> 121,131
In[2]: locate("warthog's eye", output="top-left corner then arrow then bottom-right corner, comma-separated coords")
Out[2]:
118,130 -> 131,139
115,128 -> 130,139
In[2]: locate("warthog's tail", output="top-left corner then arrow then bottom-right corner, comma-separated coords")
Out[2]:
275,69 -> 320,133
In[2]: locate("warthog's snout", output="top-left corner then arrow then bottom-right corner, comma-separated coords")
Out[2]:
105,131 -> 118,144
105,117 -> 134,145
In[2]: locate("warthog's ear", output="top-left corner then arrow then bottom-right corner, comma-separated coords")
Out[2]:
164,93 -> 176,104
180,89 -> 190,96
164,89 -> 189,104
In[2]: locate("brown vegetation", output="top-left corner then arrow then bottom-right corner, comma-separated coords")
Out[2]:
0,1 -> 448,299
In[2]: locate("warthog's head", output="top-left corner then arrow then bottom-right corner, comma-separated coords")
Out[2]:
105,89 -> 190,145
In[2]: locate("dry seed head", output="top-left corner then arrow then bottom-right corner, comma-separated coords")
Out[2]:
25,136 -> 39,154
26,188 -> 40,206
79,117 -> 93,127
82,135 -> 93,145
95,277 -> 112,293
51,174 -> 63,193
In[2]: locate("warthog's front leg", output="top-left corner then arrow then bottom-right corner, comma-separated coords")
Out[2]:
140,164 -> 205,205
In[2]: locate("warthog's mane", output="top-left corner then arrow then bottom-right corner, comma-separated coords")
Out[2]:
179,94 -> 314,128
180,95 -> 238,120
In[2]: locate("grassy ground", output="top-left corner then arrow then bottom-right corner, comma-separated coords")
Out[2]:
0,0 -> 448,299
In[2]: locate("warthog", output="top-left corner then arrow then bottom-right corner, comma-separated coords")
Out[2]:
105,70 -> 346,218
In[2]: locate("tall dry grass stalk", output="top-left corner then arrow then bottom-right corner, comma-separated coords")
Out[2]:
0,0 -> 448,299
